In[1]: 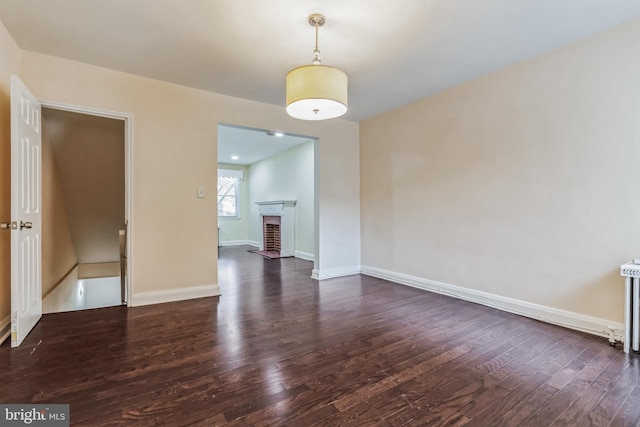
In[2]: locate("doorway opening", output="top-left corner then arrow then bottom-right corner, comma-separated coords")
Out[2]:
216,124 -> 317,286
40,104 -> 132,313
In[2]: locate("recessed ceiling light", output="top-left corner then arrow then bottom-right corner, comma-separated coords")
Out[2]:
274,132 -> 284,137
231,155 -> 239,160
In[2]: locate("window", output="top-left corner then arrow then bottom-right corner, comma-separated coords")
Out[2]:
218,169 -> 243,218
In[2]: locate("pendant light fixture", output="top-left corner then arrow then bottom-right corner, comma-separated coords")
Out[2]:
286,14 -> 348,120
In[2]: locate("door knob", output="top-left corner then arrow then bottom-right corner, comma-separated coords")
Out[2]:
1,221 -> 31,230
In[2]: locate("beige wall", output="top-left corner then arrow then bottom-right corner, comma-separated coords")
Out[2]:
41,116 -> 77,296
0,19 -> 22,327
249,141 -> 315,256
15,50 -> 359,300
17,53 -> 220,297
360,18 -> 640,325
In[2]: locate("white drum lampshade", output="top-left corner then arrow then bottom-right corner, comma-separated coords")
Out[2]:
286,65 -> 348,120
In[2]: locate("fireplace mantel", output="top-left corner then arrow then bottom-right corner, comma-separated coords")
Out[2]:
256,200 -> 296,214
256,201 -> 296,257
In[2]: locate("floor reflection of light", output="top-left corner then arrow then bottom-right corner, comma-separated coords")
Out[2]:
263,362 -> 285,396
216,288 -> 246,363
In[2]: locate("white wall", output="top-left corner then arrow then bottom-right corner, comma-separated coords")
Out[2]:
217,163 -> 250,245
248,141 -> 315,257
360,18 -> 640,336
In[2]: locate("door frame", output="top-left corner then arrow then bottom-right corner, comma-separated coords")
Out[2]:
41,100 -> 134,306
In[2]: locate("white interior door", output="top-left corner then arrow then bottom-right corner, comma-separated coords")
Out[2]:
10,75 -> 42,348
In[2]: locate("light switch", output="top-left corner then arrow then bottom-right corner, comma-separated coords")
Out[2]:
197,185 -> 205,198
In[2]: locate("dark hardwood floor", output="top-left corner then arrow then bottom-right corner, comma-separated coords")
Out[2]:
1,245 -> 639,426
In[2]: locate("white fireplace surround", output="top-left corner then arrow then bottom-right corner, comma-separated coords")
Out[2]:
256,200 -> 296,257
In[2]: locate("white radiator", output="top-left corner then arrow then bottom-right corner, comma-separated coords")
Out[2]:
620,263 -> 640,353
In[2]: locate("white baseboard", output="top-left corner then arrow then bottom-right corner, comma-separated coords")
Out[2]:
0,314 -> 9,345
220,240 -> 258,247
294,251 -> 314,262
360,265 -> 624,340
131,284 -> 221,307
312,265 -> 361,281
247,240 -> 260,247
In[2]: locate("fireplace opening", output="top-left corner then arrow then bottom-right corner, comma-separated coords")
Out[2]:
263,216 -> 281,253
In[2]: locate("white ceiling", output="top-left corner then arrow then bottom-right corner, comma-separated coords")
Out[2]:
1,1 -> 640,122
218,124 -> 312,166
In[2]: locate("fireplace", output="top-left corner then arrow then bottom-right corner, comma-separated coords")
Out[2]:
256,201 -> 296,258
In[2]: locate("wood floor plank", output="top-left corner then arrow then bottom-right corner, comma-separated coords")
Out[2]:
434,332 -> 581,421
329,316 -> 526,414
551,350 -> 629,426
608,392 -> 640,427
521,345 -> 621,426
0,245 -> 638,426
467,346 -> 597,426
